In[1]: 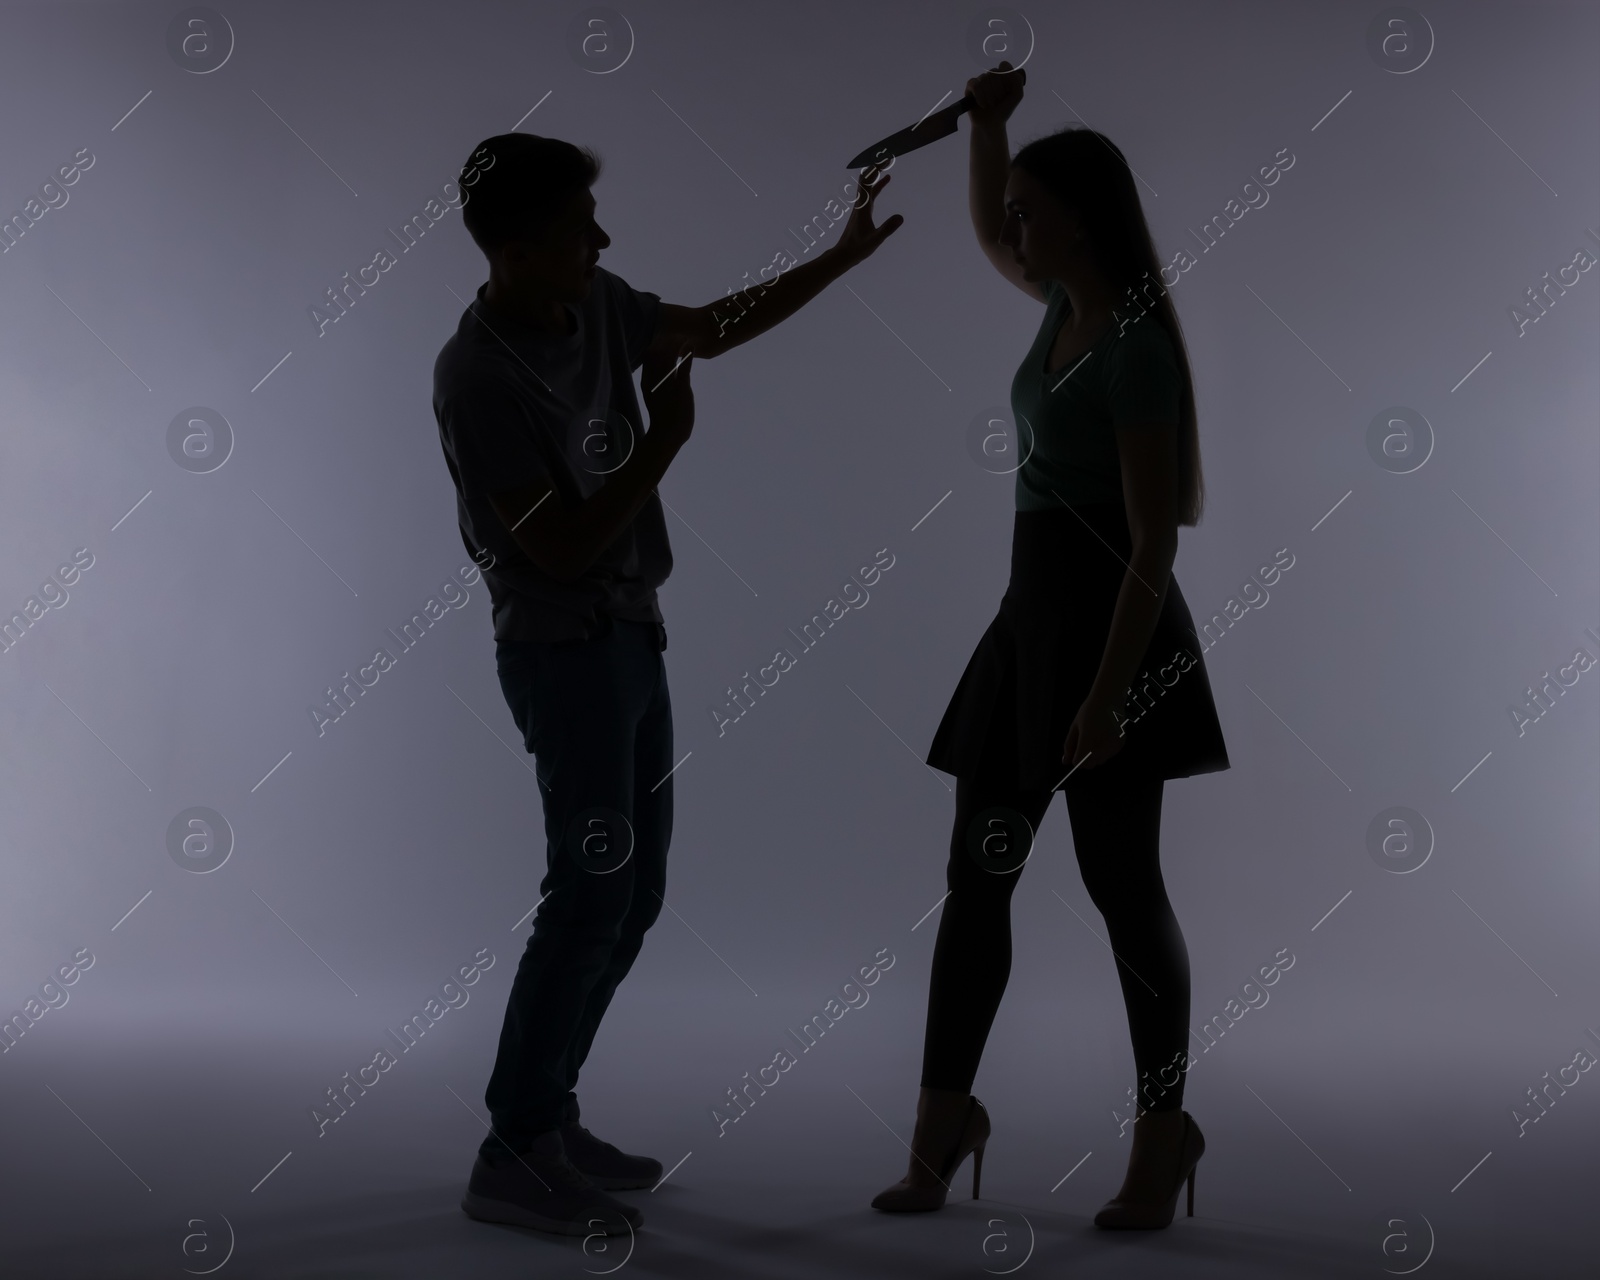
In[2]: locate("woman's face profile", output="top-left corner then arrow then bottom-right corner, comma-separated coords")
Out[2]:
999,167 -> 1082,284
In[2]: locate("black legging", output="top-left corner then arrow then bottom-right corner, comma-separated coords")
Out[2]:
920,769 -> 1191,1113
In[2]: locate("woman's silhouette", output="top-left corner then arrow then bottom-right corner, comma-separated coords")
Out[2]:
870,63 -> 1229,1229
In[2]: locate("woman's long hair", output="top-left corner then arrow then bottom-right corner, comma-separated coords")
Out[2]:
1011,127 -> 1205,526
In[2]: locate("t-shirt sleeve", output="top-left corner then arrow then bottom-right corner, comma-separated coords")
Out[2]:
1104,321 -> 1182,427
605,269 -> 662,372
439,380 -> 553,502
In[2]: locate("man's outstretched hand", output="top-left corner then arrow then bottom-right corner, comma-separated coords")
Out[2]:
835,166 -> 903,266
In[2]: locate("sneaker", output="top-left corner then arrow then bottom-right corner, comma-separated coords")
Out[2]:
560,1103 -> 664,1191
461,1129 -> 643,1236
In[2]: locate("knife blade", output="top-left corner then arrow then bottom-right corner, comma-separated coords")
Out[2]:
847,93 -> 975,169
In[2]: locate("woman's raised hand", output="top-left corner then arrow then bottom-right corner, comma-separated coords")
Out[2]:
966,60 -> 1026,127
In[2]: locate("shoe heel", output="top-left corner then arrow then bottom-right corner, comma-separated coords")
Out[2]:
971,1141 -> 985,1200
1186,1166 -> 1195,1217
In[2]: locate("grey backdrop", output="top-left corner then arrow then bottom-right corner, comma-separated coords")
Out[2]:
0,2 -> 1594,1277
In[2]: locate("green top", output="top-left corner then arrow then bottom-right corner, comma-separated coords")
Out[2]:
1011,278 -> 1183,511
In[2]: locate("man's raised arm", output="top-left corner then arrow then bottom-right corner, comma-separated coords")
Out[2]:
646,166 -> 903,364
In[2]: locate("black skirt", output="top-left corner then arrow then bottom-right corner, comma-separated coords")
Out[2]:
926,503 -> 1230,790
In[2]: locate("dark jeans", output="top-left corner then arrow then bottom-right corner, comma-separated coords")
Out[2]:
920,768 -> 1192,1114
478,617 -> 672,1164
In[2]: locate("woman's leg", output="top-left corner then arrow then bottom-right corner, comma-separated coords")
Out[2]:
874,773 -> 1054,1207
1062,768 -> 1191,1113
919,774 -> 1057,1092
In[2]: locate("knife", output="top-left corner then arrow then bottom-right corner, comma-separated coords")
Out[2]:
846,93 -> 975,169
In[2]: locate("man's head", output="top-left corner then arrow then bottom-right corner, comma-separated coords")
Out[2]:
460,133 -> 609,305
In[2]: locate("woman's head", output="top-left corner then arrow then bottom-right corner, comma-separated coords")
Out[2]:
1004,127 -> 1206,526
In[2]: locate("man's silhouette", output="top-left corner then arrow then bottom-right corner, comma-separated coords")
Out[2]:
432,132 -> 899,1236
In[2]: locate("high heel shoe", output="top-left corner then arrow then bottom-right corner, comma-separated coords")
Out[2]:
871,1094 -> 990,1212
1093,1109 -> 1204,1229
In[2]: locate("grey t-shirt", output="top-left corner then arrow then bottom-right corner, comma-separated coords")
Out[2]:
433,267 -> 671,644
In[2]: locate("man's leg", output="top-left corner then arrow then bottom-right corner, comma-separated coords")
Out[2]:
478,621 -> 660,1165
563,620 -> 672,1100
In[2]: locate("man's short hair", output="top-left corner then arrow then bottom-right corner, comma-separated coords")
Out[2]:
458,133 -> 602,257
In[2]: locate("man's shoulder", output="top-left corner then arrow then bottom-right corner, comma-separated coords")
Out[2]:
432,328 -> 463,388
592,263 -> 631,292
591,263 -> 660,317
434,321 -> 519,401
